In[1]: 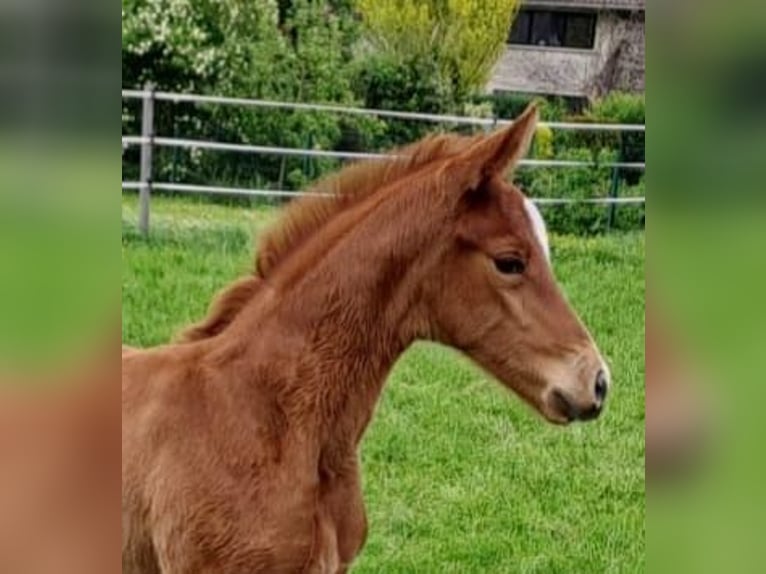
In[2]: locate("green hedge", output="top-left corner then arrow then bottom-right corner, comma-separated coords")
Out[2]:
123,91 -> 644,232
517,147 -> 644,235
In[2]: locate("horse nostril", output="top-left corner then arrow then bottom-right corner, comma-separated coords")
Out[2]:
594,369 -> 608,403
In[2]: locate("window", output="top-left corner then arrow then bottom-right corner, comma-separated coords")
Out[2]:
508,11 -> 532,45
508,10 -> 596,50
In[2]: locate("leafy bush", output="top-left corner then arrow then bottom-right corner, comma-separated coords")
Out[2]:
123,0 -> 366,191
585,92 -> 645,124
475,92 -> 568,122
356,0 -> 521,100
612,177 -> 645,232
533,125 -> 555,159
567,92 -> 645,152
352,54 -> 461,147
517,148 -> 614,235
462,100 -> 495,120
122,1 -> 645,233
334,115 -> 388,153
555,92 -> 645,187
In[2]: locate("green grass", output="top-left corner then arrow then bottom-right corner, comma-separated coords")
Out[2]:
122,194 -> 645,573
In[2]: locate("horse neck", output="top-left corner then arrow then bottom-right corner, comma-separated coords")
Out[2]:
231,183 -> 447,451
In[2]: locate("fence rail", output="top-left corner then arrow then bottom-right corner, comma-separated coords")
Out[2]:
121,88 -> 646,133
121,136 -> 646,170
121,180 -> 645,205
121,85 -> 646,235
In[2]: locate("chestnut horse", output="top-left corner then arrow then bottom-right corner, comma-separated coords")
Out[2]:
122,104 -> 610,573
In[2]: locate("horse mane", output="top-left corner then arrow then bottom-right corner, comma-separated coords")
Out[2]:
255,132 -> 477,278
176,276 -> 263,343
177,131 -> 477,343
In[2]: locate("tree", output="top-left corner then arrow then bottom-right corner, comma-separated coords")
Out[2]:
355,0 -> 521,100
122,0 -> 283,93
122,0 -> 369,190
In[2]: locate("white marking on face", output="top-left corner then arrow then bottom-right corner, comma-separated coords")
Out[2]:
523,198 -> 550,263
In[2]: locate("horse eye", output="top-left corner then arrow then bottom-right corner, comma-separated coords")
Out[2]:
494,257 -> 526,275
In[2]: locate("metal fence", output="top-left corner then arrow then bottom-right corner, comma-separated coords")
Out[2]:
121,85 -> 646,236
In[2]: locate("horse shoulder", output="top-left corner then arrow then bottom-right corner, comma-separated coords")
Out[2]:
123,345 -> 323,572
122,345 -> 208,564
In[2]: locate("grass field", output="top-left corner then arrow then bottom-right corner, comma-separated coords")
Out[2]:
122,194 -> 645,573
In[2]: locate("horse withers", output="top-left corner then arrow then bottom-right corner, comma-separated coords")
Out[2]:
122,104 -> 609,573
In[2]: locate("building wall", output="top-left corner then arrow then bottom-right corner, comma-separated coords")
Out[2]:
487,10 -> 644,98
612,11 -> 644,93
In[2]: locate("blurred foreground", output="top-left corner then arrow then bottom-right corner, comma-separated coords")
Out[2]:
650,0 -> 766,572
0,0 -> 119,571
2,0 -> 766,570
0,340 -> 120,574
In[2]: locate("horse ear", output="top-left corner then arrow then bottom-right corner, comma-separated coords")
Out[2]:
444,103 -> 539,192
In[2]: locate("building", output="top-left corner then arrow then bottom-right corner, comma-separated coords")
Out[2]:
488,0 -> 645,100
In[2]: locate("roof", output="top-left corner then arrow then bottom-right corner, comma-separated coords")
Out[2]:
522,0 -> 645,10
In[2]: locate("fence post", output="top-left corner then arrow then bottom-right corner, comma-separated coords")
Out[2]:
606,132 -> 625,231
606,165 -> 620,231
139,82 -> 155,236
